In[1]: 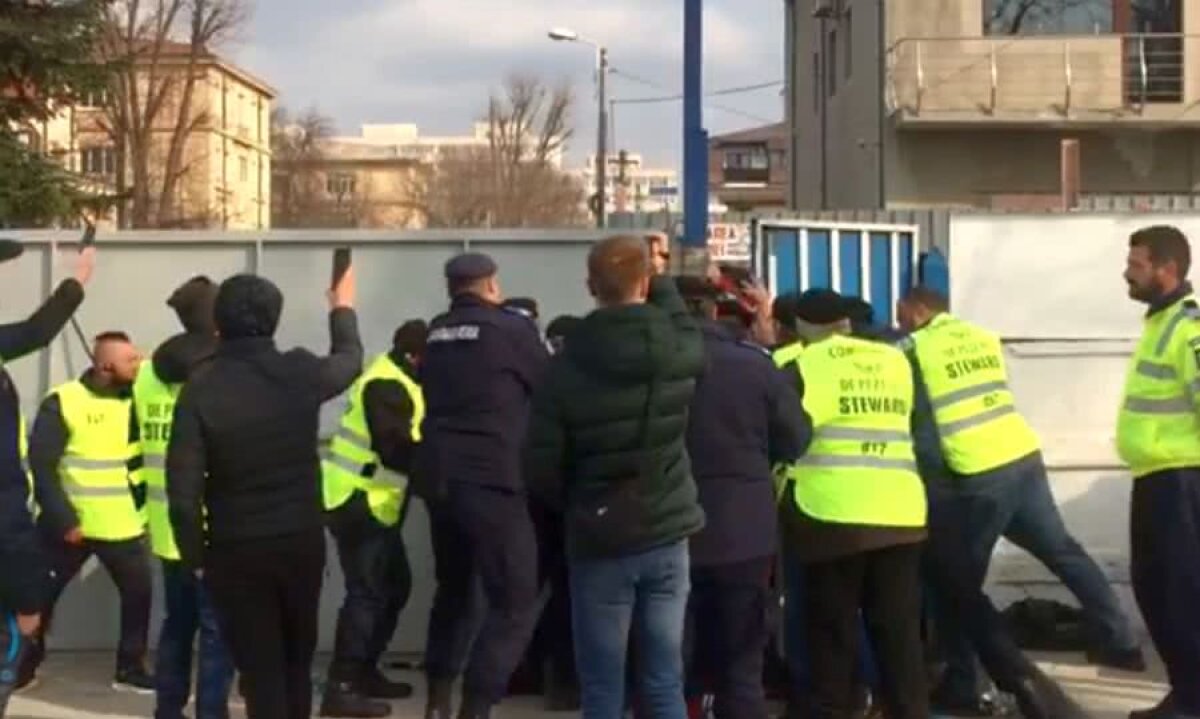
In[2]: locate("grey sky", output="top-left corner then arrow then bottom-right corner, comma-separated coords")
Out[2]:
228,0 -> 785,172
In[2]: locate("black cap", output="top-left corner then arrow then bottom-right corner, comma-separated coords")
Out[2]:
167,275 -> 218,333
0,238 -> 25,264
444,252 -> 497,284
546,315 -> 582,341
503,297 -> 539,319
842,296 -> 875,325
772,292 -> 801,325
794,288 -> 848,325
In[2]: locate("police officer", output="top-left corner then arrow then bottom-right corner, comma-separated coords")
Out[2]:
1117,225 -> 1200,719
0,241 -> 95,713
678,276 -> 810,719
28,331 -> 153,692
897,285 -> 1142,713
418,253 -> 549,719
320,320 -> 427,718
135,276 -> 234,719
781,290 -> 928,719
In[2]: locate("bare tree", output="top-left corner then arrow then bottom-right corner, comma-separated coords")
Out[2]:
271,106 -> 333,227
95,0 -> 248,227
986,0 -> 1098,34
416,74 -> 586,228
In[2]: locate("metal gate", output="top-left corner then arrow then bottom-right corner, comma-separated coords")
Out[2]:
752,219 -> 920,326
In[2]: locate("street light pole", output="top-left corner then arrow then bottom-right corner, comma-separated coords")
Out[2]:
596,46 -> 609,229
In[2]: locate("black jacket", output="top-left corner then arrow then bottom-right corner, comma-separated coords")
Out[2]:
418,294 -> 548,495
362,351 -> 419,475
30,370 -> 139,537
166,308 -> 363,569
687,321 -> 811,566
526,276 -> 706,559
0,279 -> 84,612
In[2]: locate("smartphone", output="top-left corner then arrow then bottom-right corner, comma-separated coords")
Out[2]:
80,222 -> 96,250
331,247 -> 352,289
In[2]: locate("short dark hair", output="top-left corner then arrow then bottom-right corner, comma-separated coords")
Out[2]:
901,285 -> 949,314
392,320 -> 428,357
93,330 -> 131,344
1131,225 -> 1191,278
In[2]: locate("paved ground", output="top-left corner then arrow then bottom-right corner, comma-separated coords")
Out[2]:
7,652 -> 1167,718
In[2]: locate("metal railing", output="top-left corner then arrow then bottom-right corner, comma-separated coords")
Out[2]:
888,33 -> 1193,119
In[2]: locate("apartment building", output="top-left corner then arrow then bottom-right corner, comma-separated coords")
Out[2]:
33,42 -> 274,228
575,152 -> 679,216
788,0 -> 1200,210
708,122 -> 789,211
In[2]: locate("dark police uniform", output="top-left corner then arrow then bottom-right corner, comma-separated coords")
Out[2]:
685,318 -> 811,719
418,254 -> 549,718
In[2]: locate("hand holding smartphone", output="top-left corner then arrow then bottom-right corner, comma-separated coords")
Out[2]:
328,247 -> 355,309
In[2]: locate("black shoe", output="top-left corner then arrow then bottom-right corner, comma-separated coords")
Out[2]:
1129,693 -> 1173,719
425,678 -> 454,719
1088,645 -> 1148,672
112,666 -> 155,695
361,669 -> 413,700
320,682 -> 392,718
1010,671 -> 1088,719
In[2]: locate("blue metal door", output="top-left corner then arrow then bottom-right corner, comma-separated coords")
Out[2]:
752,220 -> 920,327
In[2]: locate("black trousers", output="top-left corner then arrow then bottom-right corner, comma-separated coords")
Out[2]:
687,556 -> 774,719
327,493 -> 412,684
205,529 -> 325,719
24,534 -> 153,677
1131,469 -> 1200,715
804,542 -> 928,719
423,485 -> 543,707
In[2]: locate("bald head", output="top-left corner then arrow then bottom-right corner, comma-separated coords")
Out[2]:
588,235 -> 652,307
92,331 -> 141,387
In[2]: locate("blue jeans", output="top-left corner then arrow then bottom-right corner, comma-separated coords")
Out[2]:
156,560 -> 234,719
938,451 -> 1137,700
783,553 -> 879,703
570,540 -> 690,719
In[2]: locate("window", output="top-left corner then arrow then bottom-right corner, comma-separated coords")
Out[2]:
81,146 -> 116,176
79,88 -> 108,108
983,0 -> 1115,35
722,144 -> 771,184
239,156 -> 249,182
844,9 -> 853,79
326,173 -> 356,197
826,29 -> 838,96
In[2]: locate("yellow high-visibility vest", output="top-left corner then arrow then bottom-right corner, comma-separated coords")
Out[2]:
53,380 -> 143,541
772,341 -> 806,370
132,362 -> 182,559
1117,294 -> 1200,478
322,354 -> 423,527
907,313 -> 1040,475
786,334 -> 926,528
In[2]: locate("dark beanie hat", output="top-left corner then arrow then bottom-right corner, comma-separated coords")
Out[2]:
167,275 -> 218,334
794,288 -> 848,325
214,274 -> 284,340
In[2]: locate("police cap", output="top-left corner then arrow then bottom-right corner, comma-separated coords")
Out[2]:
794,288 -> 848,325
444,252 -> 498,284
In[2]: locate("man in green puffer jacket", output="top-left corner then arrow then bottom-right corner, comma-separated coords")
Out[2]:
526,234 -> 706,719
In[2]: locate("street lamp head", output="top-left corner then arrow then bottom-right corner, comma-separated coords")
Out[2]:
548,27 -> 579,42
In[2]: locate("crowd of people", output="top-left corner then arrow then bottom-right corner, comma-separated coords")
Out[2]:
1,225 -> 1198,719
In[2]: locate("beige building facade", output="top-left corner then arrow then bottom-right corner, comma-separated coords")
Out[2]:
35,44 -> 274,228
789,0 -> 1200,210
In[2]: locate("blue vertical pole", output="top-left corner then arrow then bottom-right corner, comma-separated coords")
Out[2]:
683,0 -> 708,250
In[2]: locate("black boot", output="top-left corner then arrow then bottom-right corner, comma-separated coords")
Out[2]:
320,681 -> 392,719
1009,670 -> 1088,719
361,668 -> 413,700
425,678 -> 454,719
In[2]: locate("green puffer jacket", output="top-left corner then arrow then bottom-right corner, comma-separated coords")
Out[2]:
526,276 -> 707,560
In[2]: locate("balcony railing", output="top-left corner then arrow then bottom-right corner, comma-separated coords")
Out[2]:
887,33 -> 1196,122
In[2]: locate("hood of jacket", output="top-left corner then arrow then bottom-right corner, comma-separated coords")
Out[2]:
565,302 -> 680,383
153,332 -> 217,384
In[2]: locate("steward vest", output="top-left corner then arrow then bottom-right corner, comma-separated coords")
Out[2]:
132,362 -> 182,559
772,341 -> 806,370
322,354 -> 424,527
1117,295 -> 1200,478
907,313 -> 1040,475
53,380 -> 143,541
787,334 -> 926,528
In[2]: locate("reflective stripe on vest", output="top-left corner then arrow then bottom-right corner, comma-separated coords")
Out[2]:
322,354 -> 424,526
1117,295 -> 1200,478
788,335 -> 926,528
133,362 -> 182,559
910,314 -> 1040,475
54,380 -> 143,541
